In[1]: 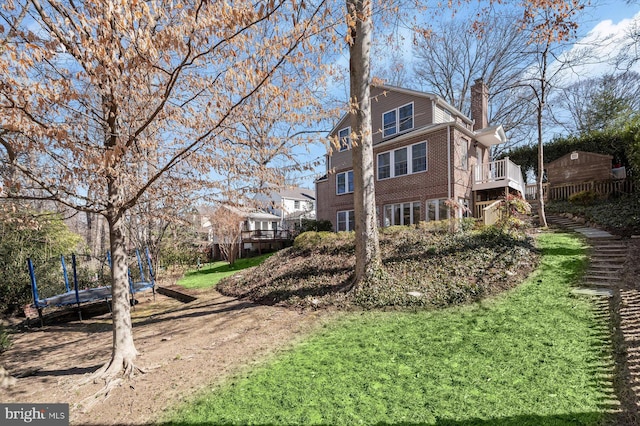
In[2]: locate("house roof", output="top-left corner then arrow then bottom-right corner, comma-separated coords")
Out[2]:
222,205 -> 281,221
329,84 -> 472,136
277,187 -> 316,201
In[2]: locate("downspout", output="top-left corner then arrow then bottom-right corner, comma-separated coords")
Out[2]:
447,125 -> 452,202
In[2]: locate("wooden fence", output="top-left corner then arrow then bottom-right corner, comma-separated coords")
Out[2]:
525,178 -> 635,201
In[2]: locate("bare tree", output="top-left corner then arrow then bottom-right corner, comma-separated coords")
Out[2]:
413,13 -> 537,153
518,0 -> 586,228
0,0 -> 334,381
555,72 -> 640,133
210,207 -> 243,266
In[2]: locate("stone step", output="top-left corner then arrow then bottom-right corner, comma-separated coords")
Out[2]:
585,273 -> 623,281
591,245 -> 628,250
572,288 -> 615,297
585,267 -> 622,277
583,276 -> 622,284
588,264 -> 625,271
590,256 -> 627,263
582,280 -> 617,287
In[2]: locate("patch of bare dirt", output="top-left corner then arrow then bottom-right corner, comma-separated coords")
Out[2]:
0,288 -> 330,425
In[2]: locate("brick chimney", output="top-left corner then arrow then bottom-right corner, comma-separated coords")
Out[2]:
471,78 -> 488,131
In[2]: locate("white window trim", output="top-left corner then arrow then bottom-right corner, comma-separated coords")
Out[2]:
382,102 -> 414,138
336,170 -> 354,195
382,201 -> 421,227
338,127 -> 351,151
377,141 -> 428,181
337,210 -> 355,232
426,198 -> 449,222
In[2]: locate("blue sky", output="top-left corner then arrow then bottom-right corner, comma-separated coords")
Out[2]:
293,1 -> 640,189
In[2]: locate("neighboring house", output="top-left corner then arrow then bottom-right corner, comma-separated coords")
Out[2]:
258,187 -> 317,231
315,79 -> 525,231
201,205 -> 290,259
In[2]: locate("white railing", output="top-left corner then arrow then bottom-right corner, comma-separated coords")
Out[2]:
475,199 -> 503,225
474,157 -> 525,196
483,200 -> 503,226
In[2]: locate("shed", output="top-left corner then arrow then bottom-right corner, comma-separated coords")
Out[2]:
545,151 -> 613,185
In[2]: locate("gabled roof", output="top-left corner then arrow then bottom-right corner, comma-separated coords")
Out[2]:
329,84 -> 472,136
222,205 -> 281,221
277,187 -> 316,201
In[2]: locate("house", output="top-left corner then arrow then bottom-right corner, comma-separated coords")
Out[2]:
202,205 -> 291,259
315,79 -> 525,230
258,187 -> 317,231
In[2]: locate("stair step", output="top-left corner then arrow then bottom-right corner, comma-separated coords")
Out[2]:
590,256 -> 627,262
582,281 -> 617,287
588,265 -> 624,271
572,288 -> 614,297
585,274 -> 623,281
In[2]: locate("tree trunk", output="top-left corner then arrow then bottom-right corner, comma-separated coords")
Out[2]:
97,208 -> 139,379
94,93 -> 139,380
537,45 -> 549,228
348,0 -> 381,283
536,118 -> 547,227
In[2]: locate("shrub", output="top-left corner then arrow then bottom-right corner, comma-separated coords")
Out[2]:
296,219 -> 333,233
569,190 -> 600,205
0,204 -> 83,315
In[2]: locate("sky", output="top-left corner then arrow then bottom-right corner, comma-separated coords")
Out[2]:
293,1 -> 640,190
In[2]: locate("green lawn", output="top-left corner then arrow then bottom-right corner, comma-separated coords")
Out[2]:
176,254 -> 273,289
166,232 -> 614,425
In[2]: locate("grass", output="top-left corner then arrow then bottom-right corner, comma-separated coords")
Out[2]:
166,232 -> 614,425
176,254 -> 273,289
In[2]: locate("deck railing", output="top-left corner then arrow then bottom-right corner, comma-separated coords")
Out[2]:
241,229 -> 292,241
475,199 -> 503,225
474,157 -> 525,195
525,178 -> 634,201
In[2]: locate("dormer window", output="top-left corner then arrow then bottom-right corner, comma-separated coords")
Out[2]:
338,127 -> 351,151
383,102 -> 413,138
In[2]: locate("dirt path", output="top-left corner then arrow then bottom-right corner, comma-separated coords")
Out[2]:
1,289 -> 329,425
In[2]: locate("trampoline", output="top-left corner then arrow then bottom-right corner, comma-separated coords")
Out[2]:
28,248 -> 155,325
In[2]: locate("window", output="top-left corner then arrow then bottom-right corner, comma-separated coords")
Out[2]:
337,210 -> 355,232
377,141 -> 427,180
458,198 -> 470,219
294,200 -> 300,209
336,170 -> 354,195
383,111 -> 396,138
383,103 -> 413,138
399,104 -> 413,132
412,142 -> 427,172
426,199 -> 449,221
394,147 -> 408,176
338,127 -> 351,151
378,152 -> 391,179
459,139 -> 468,170
383,201 -> 421,226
